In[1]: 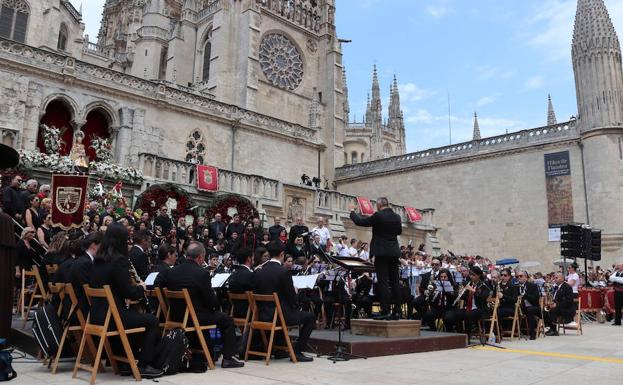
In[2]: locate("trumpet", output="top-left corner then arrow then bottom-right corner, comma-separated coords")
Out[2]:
452,281 -> 472,307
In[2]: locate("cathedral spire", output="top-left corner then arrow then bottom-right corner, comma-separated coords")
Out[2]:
369,64 -> 383,160
572,0 -> 623,130
472,112 -> 481,140
342,67 -> 350,124
547,94 -> 557,126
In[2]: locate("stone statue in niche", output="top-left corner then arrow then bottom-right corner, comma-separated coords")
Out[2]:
287,197 -> 305,224
69,130 -> 89,168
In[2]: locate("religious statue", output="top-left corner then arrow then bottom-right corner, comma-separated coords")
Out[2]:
287,197 -> 305,223
69,130 -> 89,168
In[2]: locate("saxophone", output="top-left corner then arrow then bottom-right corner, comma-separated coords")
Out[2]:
452,281 -> 472,307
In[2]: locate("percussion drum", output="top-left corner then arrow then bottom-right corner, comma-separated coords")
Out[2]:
579,288 -> 604,312
604,288 -> 615,315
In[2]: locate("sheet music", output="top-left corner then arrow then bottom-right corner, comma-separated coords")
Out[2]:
292,274 -> 320,289
211,273 -> 231,288
145,272 -> 159,286
434,281 -> 454,292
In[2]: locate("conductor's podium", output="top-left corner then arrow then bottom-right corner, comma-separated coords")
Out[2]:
351,319 -> 421,338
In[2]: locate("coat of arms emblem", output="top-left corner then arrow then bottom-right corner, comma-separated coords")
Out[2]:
56,186 -> 83,214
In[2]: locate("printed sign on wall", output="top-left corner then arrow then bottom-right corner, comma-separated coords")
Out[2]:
544,151 -> 574,232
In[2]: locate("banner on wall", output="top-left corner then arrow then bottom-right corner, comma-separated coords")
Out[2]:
197,165 -> 219,192
544,151 -> 574,241
357,197 -> 375,216
51,174 -> 89,230
405,207 -> 423,223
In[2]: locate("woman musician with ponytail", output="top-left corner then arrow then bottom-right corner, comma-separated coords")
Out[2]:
443,266 -> 491,337
422,269 -> 458,330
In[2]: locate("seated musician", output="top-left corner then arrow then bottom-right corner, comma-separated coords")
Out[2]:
443,266 -> 491,336
129,230 -> 152,281
297,255 -> 323,319
544,272 -> 576,336
288,235 -> 308,261
353,272 -> 374,318
496,268 -> 518,320
158,241 -> 243,368
151,244 -> 177,274
228,248 -> 255,318
89,223 -> 163,378
423,268 -> 457,330
253,241 -> 315,362
67,232 -> 102,315
322,270 -> 352,329
517,270 -> 541,340
411,258 -> 441,320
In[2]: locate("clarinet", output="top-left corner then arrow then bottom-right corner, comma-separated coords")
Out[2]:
128,258 -> 153,313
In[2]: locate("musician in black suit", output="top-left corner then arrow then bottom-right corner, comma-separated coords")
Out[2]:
443,266 -> 491,336
156,241 -> 244,368
150,244 -> 177,274
544,272 -> 576,336
129,230 -> 151,280
349,197 -> 402,319
89,223 -> 162,378
411,258 -> 441,319
228,248 -> 255,317
253,241 -> 314,362
517,271 -> 541,340
496,268 -> 519,320
68,233 -> 102,314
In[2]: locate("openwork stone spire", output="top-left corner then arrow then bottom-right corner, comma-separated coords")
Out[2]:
472,112 -> 481,140
572,0 -> 623,130
547,94 -> 557,126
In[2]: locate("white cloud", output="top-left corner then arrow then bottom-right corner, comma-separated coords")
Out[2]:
406,109 -> 435,124
424,0 -> 452,19
398,82 -> 433,103
475,65 -> 515,81
525,75 -> 545,90
476,95 -> 497,107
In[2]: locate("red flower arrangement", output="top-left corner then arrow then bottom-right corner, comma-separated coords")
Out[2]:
135,184 -> 194,220
205,194 -> 258,222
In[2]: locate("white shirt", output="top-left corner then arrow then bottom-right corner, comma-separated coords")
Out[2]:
567,272 -> 580,293
311,226 -> 331,245
347,246 -> 358,257
86,250 -> 95,262
359,250 -> 370,261
336,242 -> 350,257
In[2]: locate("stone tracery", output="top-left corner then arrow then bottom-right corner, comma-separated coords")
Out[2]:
259,33 -> 304,91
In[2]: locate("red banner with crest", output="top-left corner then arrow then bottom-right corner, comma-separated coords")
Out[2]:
51,174 -> 89,230
197,165 -> 219,192
405,207 -> 422,222
357,197 -> 375,216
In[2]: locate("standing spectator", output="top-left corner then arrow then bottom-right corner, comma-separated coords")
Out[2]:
16,227 -> 40,273
269,217 -> 285,241
278,229 -> 289,247
208,213 -> 226,240
358,242 -> 370,261
124,207 -> 136,228
86,201 -> 99,222
252,217 -> 263,239
288,217 -> 309,245
36,213 -> 54,249
154,205 -> 173,234
226,214 -> 244,240
24,195 -> 42,229
39,198 -> 52,221
21,179 -> 38,209
311,217 -> 331,248
37,184 -> 51,200
242,222 -> 258,250
260,232 -> 271,246
195,216 -> 206,238
2,175 -> 25,220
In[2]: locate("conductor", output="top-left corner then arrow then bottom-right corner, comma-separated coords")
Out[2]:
350,197 -> 402,320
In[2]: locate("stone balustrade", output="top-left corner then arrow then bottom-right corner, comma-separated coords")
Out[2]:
137,26 -> 171,40
255,0 -> 323,33
196,0 -> 222,22
336,120 -> 578,180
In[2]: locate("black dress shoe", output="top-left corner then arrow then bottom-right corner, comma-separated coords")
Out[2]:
545,330 -> 559,336
221,358 -> 245,368
139,365 -> 164,379
612,322 -> 621,326
529,334 -> 536,340
293,353 -> 314,362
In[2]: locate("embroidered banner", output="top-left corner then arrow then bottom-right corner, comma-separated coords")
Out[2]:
51,174 -> 89,230
544,151 -> 574,230
405,207 -> 423,222
197,165 -> 219,192
357,197 -> 375,216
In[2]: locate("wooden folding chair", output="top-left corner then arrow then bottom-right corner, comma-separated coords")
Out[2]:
162,289 -> 216,370
228,291 -> 252,333
22,266 -> 48,329
479,299 -> 501,343
72,285 -> 145,384
47,282 -> 66,317
46,264 -> 58,278
50,284 -> 98,375
500,298 -> 521,341
245,293 -> 297,365
536,297 -> 546,338
559,297 -> 583,335
144,288 -> 167,327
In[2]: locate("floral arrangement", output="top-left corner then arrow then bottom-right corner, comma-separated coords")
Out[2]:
90,135 -> 113,162
205,194 -> 258,223
18,150 -> 144,185
40,124 -> 63,155
135,184 -> 193,220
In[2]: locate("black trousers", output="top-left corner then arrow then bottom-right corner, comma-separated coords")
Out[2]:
423,307 -> 446,329
283,310 -> 315,353
411,295 -> 427,319
197,310 -> 237,359
354,294 -> 373,317
374,257 -> 401,315
444,308 -> 487,334
614,290 -> 623,325
544,307 -> 575,329
323,294 -> 352,328
118,310 -> 160,368
523,306 -> 541,334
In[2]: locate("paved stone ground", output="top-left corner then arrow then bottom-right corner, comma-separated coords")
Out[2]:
8,323 -> 623,385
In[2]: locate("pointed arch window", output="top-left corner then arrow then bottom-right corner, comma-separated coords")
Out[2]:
186,130 -> 206,164
57,23 -> 68,51
0,0 -> 30,43
351,151 -> 358,164
383,143 -> 392,158
201,29 -> 213,82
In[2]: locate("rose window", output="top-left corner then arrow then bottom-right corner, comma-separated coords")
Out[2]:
259,33 -> 304,91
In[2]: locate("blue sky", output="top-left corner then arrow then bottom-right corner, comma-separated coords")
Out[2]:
73,0 -> 623,152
